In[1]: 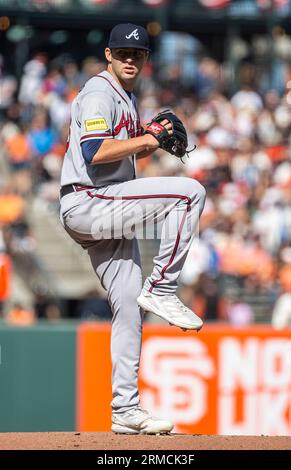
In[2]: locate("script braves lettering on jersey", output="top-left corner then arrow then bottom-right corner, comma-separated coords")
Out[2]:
126,29 -> 139,40
114,111 -> 143,138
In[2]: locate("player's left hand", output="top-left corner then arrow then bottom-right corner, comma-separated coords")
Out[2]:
144,110 -> 193,161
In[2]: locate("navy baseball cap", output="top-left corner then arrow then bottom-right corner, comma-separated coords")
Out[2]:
108,23 -> 151,52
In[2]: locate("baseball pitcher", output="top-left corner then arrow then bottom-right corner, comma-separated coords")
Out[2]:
60,23 -> 206,434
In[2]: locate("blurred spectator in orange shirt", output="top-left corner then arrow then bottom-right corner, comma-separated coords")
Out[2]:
4,132 -> 31,169
5,303 -> 36,326
0,189 -> 25,225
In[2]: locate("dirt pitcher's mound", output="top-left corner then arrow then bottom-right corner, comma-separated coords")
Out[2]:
0,433 -> 290,450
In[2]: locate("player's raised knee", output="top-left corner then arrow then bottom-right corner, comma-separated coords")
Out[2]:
184,177 -> 206,200
197,182 -> 206,204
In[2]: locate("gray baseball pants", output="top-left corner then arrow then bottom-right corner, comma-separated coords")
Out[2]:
60,176 -> 206,412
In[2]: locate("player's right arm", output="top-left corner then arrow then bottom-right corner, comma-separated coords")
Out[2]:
91,134 -> 158,164
79,88 -> 170,165
90,117 -> 173,164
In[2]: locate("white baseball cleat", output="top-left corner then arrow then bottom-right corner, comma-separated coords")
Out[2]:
137,290 -> 203,331
111,406 -> 173,434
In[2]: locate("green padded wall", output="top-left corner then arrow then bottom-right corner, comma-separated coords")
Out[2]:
0,322 -> 76,432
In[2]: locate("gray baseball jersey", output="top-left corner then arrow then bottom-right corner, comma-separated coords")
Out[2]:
61,70 -> 143,188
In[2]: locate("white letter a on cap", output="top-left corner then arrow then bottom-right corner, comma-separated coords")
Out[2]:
126,29 -> 139,40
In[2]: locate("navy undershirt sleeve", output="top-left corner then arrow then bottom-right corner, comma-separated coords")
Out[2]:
81,139 -> 104,163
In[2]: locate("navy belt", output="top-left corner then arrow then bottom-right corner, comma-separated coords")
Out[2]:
60,184 -> 75,198
60,184 -> 99,198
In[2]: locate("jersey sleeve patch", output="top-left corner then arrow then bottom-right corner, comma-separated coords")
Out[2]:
85,118 -> 108,132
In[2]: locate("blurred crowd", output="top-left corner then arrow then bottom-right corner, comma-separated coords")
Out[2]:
0,47 -> 290,327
